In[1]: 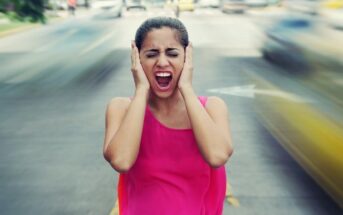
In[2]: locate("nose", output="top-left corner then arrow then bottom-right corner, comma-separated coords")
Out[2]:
156,54 -> 169,68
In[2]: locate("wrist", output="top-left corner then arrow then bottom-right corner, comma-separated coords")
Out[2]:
179,83 -> 193,93
135,87 -> 149,99
179,84 -> 194,98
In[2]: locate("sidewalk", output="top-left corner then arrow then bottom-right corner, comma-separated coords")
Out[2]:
0,8 -> 91,38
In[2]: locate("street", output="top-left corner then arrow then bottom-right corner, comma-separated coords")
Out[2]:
0,7 -> 342,215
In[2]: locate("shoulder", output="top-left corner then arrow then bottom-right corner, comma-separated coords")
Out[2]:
205,96 -> 228,109
106,97 -> 131,115
205,96 -> 229,116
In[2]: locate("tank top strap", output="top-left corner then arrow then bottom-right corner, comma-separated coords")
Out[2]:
198,96 -> 208,107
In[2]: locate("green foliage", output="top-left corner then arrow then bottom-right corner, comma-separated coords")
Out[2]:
0,0 -> 48,23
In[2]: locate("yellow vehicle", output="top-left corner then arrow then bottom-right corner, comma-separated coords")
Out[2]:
322,0 -> 343,9
177,0 -> 195,12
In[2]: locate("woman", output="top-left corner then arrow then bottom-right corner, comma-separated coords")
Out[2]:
103,17 -> 233,214
67,0 -> 76,16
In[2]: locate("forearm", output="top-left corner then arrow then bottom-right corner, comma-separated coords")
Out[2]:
105,88 -> 148,172
180,85 -> 231,167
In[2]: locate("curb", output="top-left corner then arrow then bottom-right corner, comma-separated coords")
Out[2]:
0,23 -> 40,38
0,16 -> 66,39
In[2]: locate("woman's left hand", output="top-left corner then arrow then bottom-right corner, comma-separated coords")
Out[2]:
178,42 -> 193,90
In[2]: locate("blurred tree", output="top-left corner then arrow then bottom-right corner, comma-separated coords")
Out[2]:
0,0 -> 48,23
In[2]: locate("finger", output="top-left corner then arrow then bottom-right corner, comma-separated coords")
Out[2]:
185,42 -> 193,67
131,42 -> 136,67
131,41 -> 141,67
134,45 -> 141,66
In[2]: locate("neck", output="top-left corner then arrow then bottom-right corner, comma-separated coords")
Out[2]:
148,90 -> 185,114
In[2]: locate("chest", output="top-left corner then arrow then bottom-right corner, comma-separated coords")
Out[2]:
131,118 -> 209,179
150,108 -> 191,130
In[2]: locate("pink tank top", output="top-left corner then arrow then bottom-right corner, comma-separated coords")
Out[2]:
118,96 -> 226,215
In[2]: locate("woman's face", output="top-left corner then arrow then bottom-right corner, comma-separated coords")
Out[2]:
139,27 -> 185,98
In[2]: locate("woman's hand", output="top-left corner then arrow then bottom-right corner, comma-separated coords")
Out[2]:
131,41 -> 150,93
178,42 -> 193,91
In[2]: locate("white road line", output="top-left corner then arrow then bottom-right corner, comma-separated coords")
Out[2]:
332,78 -> 343,86
208,84 -> 311,103
34,29 -> 78,53
79,30 -> 115,56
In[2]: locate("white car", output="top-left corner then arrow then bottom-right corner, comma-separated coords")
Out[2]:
92,0 -> 122,10
285,0 -> 321,15
92,0 -> 123,18
245,0 -> 268,7
198,0 -> 220,8
55,0 -> 68,10
221,0 -> 247,13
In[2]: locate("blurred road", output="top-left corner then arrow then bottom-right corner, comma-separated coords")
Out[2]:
0,7 -> 342,215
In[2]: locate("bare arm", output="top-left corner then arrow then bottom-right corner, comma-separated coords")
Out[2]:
103,41 -> 150,173
103,90 -> 149,173
181,88 -> 233,167
178,43 -> 233,167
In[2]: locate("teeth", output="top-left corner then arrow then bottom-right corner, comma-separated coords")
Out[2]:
156,72 -> 171,77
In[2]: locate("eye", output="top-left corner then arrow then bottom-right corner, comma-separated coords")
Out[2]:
167,52 -> 179,57
146,53 -> 157,58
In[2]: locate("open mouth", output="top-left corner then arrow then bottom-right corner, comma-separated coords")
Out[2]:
155,72 -> 172,89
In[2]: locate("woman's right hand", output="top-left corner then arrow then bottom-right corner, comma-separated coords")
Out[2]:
131,41 -> 150,93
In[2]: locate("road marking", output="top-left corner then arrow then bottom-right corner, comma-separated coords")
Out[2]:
0,23 -> 39,39
226,179 -> 240,207
79,30 -> 115,56
208,84 -> 310,103
34,29 -> 78,53
332,78 -> 343,86
109,200 -> 119,215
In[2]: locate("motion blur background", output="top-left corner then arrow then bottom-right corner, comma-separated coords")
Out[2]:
0,0 -> 342,214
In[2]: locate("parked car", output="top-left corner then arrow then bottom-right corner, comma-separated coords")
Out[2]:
77,0 -> 91,7
92,0 -> 123,18
125,0 -> 147,10
197,0 -> 220,8
177,0 -> 195,12
220,0 -> 247,13
55,0 -> 68,10
245,0 -> 268,7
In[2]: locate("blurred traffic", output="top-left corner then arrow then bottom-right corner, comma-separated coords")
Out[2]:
1,0 -> 343,214
254,0 -> 343,208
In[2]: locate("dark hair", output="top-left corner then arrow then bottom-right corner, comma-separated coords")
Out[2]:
135,17 -> 189,51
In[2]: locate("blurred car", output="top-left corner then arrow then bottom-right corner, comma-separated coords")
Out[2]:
285,0 -> 321,15
322,0 -> 343,9
177,0 -> 195,12
220,0 -> 247,13
151,0 -> 167,8
321,0 -> 343,29
197,0 -> 220,8
55,0 -> 68,10
258,13 -> 343,208
261,17 -> 314,70
126,0 -> 147,10
268,0 -> 281,5
77,0 -> 91,7
92,0 -> 123,17
261,14 -> 343,73
245,0 -> 268,7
